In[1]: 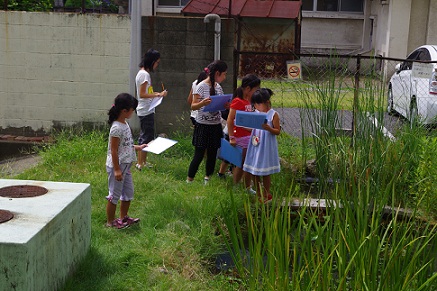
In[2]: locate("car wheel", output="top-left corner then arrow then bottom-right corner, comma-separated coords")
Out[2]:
409,100 -> 418,128
387,86 -> 394,114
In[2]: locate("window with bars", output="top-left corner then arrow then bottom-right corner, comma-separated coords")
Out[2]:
302,0 -> 364,13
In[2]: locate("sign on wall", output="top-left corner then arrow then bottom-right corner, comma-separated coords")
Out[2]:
286,61 -> 302,80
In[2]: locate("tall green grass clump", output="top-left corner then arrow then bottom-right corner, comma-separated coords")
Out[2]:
221,61 -> 437,289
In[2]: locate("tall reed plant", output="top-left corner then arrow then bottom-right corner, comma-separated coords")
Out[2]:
220,61 -> 437,289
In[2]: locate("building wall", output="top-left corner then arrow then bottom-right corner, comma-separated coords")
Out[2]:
407,0 -> 428,53
141,16 -> 235,134
301,14 -> 364,54
371,0 -> 436,59
0,11 -> 131,135
369,2 -> 390,57
426,0 -> 437,45
0,11 -> 235,136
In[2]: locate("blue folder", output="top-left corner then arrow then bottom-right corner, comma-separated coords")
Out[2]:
219,138 -> 243,168
235,111 -> 268,130
203,94 -> 233,112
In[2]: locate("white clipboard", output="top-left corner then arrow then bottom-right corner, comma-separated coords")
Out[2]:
149,97 -> 163,111
142,137 -> 178,154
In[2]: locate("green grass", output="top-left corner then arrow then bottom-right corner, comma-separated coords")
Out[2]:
6,128 -> 297,290
243,75 -> 386,111
7,124 -> 437,290
7,71 -> 437,290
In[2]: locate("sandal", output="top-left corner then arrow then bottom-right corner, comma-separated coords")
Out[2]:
122,215 -> 140,226
258,193 -> 273,204
105,218 -> 128,229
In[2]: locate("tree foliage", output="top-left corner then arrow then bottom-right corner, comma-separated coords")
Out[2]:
1,0 -> 53,12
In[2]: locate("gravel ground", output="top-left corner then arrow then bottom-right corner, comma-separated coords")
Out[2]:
276,107 -> 405,138
0,155 -> 42,178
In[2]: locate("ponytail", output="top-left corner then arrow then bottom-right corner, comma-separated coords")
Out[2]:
107,93 -> 138,125
206,60 -> 227,96
234,74 -> 261,100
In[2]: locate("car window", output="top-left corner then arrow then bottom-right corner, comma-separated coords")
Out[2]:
401,50 -> 420,71
417,49 -> 431,61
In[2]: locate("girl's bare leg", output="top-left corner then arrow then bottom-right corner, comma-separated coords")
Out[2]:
106,202 -> 116,224
254,176 -> 262,196
233,166 -> 244,184
138,150 -> 147,167
262,175 -> 271,196
218,160 -> 228,175
120,200 -> 131,218
243,171 -> 252,189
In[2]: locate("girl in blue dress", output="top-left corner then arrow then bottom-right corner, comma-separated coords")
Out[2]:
243,88 -> 280,203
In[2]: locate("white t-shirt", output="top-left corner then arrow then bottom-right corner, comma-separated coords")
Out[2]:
106,121 -> 137,167
190,80 -> 198,119
135,69 -> 154,116
195,81 -> 224,125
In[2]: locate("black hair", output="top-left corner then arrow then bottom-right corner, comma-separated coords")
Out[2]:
196,69 -> 208,85
207,60 -> 227,96
234,74 -> 261,99
108,93 -> 138,125
251,88 -> 273,105
139,48 -> 160,72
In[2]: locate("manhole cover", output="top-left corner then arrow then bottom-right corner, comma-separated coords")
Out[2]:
0,185 -> 48,198
0,209 -> 14,223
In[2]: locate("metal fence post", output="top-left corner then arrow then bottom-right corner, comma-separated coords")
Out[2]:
352,54 -> 361,143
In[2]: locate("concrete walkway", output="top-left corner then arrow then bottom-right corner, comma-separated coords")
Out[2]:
0,155 -> 42,178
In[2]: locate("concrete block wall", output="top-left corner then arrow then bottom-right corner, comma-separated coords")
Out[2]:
0,12 -> 235,136
140,16 -> 235,135
0,11 -> 131,135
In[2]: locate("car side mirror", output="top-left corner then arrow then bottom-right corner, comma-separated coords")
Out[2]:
395,63 -> 401,74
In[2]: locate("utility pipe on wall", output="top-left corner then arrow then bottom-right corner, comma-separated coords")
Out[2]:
204,14 -> 221,60
128,0 -> 141,130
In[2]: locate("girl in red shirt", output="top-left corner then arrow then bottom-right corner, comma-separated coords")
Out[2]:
227,74 -> 261,192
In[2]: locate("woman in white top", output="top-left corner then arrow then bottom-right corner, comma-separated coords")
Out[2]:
135,48 -> 167,170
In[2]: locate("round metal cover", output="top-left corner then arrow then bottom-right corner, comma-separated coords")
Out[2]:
0,209 -> 14,223
0,185 -> 48,198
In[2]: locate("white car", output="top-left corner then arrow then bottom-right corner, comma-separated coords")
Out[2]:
387,45 -> 437,125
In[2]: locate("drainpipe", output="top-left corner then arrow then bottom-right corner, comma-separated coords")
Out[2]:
204,14 -> 221,60
129,0 -> 141,97
129,0 -> 141,130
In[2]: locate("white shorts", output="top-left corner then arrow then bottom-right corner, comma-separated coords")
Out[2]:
106,163 -> 134,205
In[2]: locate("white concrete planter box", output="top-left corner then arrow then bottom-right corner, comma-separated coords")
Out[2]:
0,179 -> 91,291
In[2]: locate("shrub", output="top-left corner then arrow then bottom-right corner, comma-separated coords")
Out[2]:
1,0 -> 53,11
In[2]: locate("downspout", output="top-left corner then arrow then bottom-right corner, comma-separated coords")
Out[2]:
129,0 -> 141,97
204,14 -> 221,60
129,0 -> 141,130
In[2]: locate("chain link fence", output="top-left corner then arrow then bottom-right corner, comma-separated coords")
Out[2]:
234,51 -> 437,138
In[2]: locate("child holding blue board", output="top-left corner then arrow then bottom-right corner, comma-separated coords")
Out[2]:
243,88 -> 281,203
186,60 -> 228,184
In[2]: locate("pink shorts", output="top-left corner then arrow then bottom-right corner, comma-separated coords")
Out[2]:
235,135 -> 250,149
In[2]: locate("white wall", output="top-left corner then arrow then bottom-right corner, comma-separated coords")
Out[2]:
301,13 -> 365,54
0,11 -> 131,134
